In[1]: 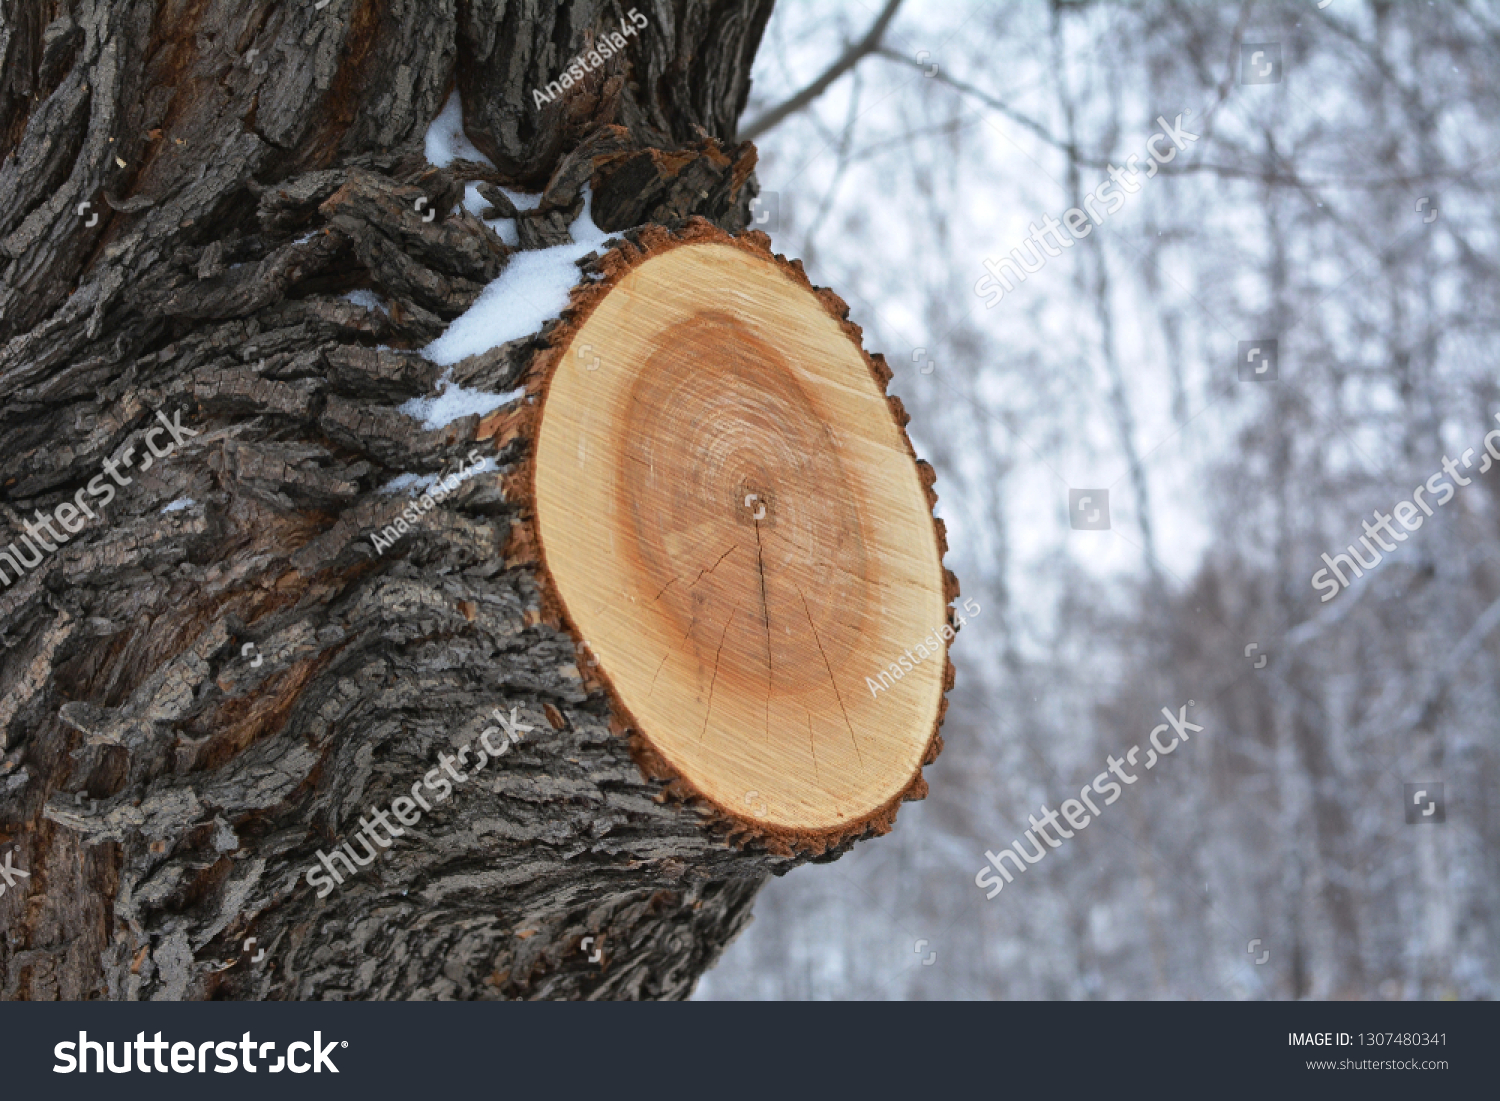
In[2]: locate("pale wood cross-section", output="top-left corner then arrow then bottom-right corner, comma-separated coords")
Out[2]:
531,224 -> 953,846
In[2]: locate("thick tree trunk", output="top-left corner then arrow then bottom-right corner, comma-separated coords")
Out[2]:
0,0 -> 953,1000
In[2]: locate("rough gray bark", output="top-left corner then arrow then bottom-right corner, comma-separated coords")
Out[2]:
0,0 -> 870,1001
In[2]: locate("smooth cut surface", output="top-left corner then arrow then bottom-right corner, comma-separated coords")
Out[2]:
534,241 -> 946,832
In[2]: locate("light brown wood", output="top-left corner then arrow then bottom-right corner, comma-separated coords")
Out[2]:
530,225 -> 953,844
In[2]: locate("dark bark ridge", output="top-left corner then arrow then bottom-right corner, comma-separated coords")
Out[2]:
0,0 -> 952,1001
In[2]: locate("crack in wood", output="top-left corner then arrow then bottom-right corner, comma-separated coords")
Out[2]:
795,583 -> 863,767
753,517 -> 773,743
698,602 -> 741,746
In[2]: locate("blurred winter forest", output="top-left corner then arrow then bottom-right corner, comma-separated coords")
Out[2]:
698,0 -> 1500,1000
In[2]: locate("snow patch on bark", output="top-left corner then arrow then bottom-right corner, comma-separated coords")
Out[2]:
424,90 -> 494,168
461,182 -> 543,247
380,457 -> 496,496
420,187 -> 610,369
380,472 -> 439,495
398,376 -> 526,430
462,182 -> 542,215
343,288 -> 389,314
411,97 -> 611,430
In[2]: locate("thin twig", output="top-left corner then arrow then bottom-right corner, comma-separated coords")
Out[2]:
739,0 -> 904,142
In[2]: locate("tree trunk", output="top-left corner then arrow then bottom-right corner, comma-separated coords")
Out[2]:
0,0 -> 954,1000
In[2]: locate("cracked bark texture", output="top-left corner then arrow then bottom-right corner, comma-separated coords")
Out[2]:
0,0 -> 847,1001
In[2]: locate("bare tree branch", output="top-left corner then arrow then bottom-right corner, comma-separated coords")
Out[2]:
876,44 -> 1069,153
739,0 -> 904,141
877,44 -> 1496,191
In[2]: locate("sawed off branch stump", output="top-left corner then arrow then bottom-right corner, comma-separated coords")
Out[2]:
495,221 -> 956,853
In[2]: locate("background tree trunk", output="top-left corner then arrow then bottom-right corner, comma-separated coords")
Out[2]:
0,0 -> 953,1001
